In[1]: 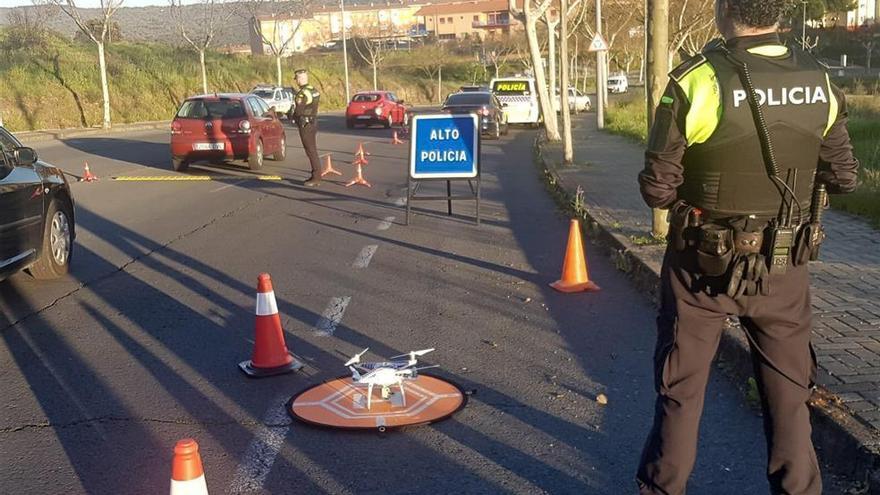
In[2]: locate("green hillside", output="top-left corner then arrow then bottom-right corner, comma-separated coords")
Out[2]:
0,29 -> 478,132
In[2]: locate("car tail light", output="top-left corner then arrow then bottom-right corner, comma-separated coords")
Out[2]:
171,121 -> 182,135
374,106 -> 383,116
480,107 -> 490,117
239,120 -> 251,134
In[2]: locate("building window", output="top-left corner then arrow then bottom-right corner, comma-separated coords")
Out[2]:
474,15 -> 479,22
447,17 -> 453,23
439,17 -> 446,24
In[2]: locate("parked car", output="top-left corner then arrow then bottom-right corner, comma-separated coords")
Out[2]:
0,126 -> 75,282
170,93 -> 287,172
608,75 -> 629,94
345,91 -> 409,129
554,87 -> 592,112
251,85 -> 294,119
442,91 -> 509,139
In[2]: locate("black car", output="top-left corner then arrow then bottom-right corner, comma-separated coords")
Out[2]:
442,91 -> 509,139
0,127 -> 75,282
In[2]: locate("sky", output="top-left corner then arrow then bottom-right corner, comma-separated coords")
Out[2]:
0,0 -> 177,7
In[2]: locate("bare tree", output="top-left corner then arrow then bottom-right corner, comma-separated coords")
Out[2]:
668,0 -> 715,67
414,45 -> 451,104
245,0 -> 312,86
510,0 -> 560,141
6,4 -> 57,47
483,37 -> 519,79
352,29 -> 392,91
170,0 -> 236,95
43,0 -> 123,129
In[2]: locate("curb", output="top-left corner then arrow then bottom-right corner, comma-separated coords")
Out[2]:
13,121 -> 172,145
535,135 -> 880,491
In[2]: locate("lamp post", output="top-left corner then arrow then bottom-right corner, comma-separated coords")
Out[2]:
802,0 -> 807,51
341,0 -> 351,103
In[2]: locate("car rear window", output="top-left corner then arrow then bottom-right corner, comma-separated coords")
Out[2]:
353,94 -> 380,102
446,93 -> 491,106
176,99 -> 246,119
492,80 -> 531,96
252,90 -> 274,98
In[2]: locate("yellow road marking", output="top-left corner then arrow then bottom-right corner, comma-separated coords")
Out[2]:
111,175 -> 283,182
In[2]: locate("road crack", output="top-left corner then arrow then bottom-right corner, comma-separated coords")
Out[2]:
1,194 -> 271,333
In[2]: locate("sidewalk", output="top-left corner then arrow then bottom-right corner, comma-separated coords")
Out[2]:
538,115 -> 880,488
12,121 -> 172,145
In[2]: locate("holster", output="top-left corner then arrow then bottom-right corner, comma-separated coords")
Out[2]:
668,201 -> 703,252
793,222 -> 825,266
696,224 -> 733,277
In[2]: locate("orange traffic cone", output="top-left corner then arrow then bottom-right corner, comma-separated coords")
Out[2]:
345,162 -> 372,188
353,143 -> 369,165
320,154 -> 342,177
80,162 -> 98,182
170,439 -> 209,495
239,273 -> 302,377
391,131 -> 404,145
550,219 -> 600,293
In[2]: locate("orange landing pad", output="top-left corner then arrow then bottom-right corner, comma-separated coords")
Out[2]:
288,374 -> 466,431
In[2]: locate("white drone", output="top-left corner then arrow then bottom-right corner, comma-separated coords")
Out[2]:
344,348 -> 438,409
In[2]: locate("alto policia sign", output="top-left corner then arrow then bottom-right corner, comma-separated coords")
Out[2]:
406,114 -> 481,225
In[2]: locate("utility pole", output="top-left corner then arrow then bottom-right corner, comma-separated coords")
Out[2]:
595,0 -> 605,129
801,0 -> 807,50
646,0 -> 669,238
341,0 -> 351,103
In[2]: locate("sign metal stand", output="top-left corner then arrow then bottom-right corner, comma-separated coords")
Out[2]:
405,114 -> 482,226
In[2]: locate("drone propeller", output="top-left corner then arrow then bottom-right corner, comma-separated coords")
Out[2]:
344,348 -> 370,367
389,348 -> 435,360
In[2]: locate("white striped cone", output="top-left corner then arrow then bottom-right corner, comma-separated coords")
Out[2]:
170,439 -> 209,495
239,273 -> 302,377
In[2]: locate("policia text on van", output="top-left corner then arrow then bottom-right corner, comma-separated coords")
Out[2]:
634,1 -> 859,493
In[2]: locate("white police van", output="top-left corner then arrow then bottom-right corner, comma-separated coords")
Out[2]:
490,77 -> 541,126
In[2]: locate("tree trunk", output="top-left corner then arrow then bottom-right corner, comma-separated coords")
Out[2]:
560,0 -> 573,164
438,65 -> 443,104
373,63 -> 378,90
199,49 -> 208,94
525,17 -> 559,140
97,40 -> 111,129
647,0 -> 670,239
548,23 -> 557,105
275,55 -> 283,86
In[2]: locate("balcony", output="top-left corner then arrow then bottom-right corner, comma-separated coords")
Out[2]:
472,19 -> 511,29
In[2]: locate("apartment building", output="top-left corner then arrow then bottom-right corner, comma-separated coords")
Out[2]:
415,0 -> 523,40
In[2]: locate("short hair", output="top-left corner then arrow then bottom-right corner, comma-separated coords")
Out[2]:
726,0 -> 789,28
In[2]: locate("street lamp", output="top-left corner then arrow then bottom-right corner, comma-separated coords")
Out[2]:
341,0 -> 351,103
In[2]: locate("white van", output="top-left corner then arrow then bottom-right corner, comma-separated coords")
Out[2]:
490,77 -> 541,125
608,75 -> 629,94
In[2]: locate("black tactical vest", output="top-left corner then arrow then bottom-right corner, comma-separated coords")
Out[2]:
678,41 -> 831,221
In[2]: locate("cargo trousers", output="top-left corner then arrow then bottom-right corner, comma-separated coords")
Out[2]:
297,121 -> 321,178
637,247 -> 821,495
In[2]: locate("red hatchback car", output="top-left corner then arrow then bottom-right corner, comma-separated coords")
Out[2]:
345,91 -> 409,129
170,93 -> 286,171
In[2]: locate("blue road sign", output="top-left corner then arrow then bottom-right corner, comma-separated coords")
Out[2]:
409,114 -> 479,179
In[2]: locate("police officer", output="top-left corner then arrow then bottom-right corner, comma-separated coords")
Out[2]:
292,69 -> 322,187
637,0 -> 859,493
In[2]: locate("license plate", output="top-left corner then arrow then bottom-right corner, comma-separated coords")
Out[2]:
356,115 -> 373,120
193,142 -> 225,151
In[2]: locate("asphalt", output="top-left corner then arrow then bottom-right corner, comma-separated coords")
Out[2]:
0,114 -> 774,494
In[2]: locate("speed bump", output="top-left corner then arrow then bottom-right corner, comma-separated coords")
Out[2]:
288,374 -> 466,431
111,175 -> 283,181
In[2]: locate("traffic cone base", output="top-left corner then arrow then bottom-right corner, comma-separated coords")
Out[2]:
321,154 -> 342,177
550,219 -> 600,294
550,279 -> 600,293
391,131 -> 404,145
240,273 -> 303,379
345,163 -> 372,188
354,143 -> 369,165
239,358 -> 302,377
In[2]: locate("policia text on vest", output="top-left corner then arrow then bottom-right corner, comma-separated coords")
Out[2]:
636,32 -> 859,495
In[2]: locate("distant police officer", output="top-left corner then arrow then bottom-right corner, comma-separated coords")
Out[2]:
637,1 -> 859,494
292,69 -> 322,187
